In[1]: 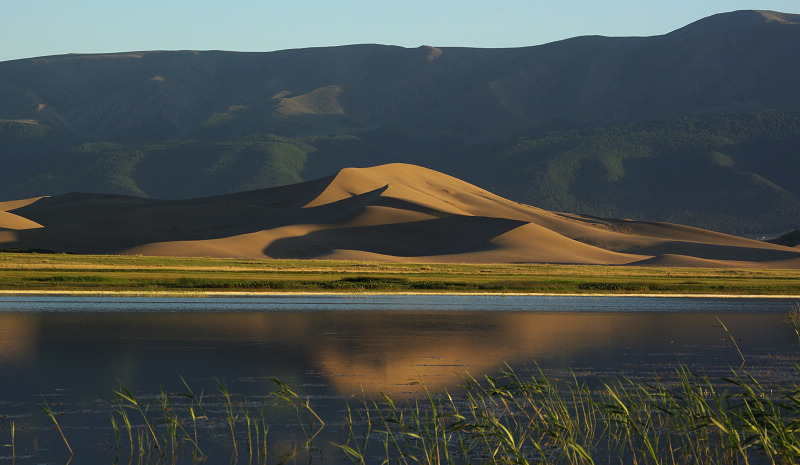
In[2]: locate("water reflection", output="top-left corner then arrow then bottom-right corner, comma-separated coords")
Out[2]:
0,300 -> 797,402
0,296 -> 798,464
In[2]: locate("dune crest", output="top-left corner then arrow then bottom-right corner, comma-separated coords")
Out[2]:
1,164 -> 798,268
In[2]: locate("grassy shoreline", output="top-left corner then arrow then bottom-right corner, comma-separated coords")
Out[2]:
1,252 -> 800,296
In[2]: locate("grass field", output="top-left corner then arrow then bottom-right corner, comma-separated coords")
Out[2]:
1,252 -> 799,295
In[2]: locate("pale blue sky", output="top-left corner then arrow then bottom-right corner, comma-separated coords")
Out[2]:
2,0 -> 798,62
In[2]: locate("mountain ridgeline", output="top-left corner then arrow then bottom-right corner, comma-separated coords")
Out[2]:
0,10 -> 798,235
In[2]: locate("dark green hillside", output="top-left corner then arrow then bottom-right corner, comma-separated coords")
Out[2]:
0,120 -> 79,194
444,110 -> 800,235
0,127 -> 439,199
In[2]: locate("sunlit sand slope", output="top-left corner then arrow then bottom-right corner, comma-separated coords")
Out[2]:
2,163 -> 798,267
0,197 -> 45,231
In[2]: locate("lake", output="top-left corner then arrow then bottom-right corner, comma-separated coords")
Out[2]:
0,295 -> 798,464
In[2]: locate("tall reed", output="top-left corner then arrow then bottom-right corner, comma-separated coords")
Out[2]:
39,396 -> 73,456
114,384 -> 162,452
2,421 -> 14,460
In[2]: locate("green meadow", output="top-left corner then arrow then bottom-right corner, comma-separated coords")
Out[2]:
1,252 -> 799,295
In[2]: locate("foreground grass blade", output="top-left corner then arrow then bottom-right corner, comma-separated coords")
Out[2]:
39,397 -> 73,456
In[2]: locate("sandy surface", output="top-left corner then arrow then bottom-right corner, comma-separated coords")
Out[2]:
2,163 -> 799,268
0,197 -> 45,230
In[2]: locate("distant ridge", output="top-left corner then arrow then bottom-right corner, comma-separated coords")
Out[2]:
3,10 -> 799,142
673,10 -> 800,34
1,164 -> 798,268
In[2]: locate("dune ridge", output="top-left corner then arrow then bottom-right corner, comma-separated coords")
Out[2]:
1,164 -> 798,268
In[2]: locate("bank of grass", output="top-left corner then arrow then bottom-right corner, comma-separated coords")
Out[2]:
0,252 -> 799,295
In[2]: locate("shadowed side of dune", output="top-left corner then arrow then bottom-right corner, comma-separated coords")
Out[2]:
263,216 -> 528,258
628,255 -> 741,268
624,240 -> 800,264
6,185 -> 390,253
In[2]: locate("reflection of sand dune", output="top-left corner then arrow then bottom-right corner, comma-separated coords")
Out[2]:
2,163 -> 799,267
308,313 -> 634,396
2,311 -> 764,398
285,312 -> 791,397
0,314 -> 40,363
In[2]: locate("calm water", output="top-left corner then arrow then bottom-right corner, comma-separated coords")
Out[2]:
0,295 -> 798,463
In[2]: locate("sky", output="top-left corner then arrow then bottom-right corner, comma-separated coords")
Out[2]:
2,0 -> 799,63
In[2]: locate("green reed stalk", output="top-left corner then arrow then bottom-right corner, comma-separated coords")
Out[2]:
3,421 -> 14,460
109,413 -> 120,451
270,377 -> 325,445
787,303 -> 800,345
333,404 -> 367,464
254,407 -> 269,460
115,384 -> 161,452
39,396 -> 73,456
179,376 -> 217,441
137,428 -> 145,457
157,389 -> 176,455
157,387 -> 204,458
116,404 -> 134,452
371,392 -> 410,465
217,380 -> 238,456
241,400 -> 253,457
716,316 -> 746,368
185,405 -> 202,456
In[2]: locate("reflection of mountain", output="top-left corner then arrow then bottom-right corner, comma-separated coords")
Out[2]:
2,163 -> 798,267
0,311 -> 788,398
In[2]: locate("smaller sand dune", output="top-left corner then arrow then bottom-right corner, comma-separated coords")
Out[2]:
630,254 -> 745,268
768,230 -> 800,248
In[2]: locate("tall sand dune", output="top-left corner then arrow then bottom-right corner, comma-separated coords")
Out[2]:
1,163 -> 798,268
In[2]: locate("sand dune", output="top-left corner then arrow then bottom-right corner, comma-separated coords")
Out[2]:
1,163 -> 798,268
0,197 -> 45,230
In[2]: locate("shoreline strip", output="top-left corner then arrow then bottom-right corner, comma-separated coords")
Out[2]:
0,290 -> 798,298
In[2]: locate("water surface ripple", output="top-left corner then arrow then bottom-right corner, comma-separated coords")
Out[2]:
0,294 -> 794,313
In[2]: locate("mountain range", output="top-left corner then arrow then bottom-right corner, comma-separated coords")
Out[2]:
0,9 -> 798,235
